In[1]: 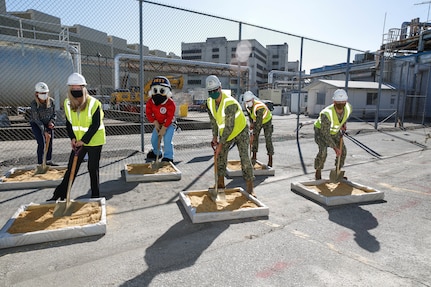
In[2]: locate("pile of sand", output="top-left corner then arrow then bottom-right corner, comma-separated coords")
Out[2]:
7,202 -> 101,234
2,168 -> 66,182
186,189 -> 259,213
306,181 -> 375,197
126,163 -> 176,174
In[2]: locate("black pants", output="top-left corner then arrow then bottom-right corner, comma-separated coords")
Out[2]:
53,145 -> 102,199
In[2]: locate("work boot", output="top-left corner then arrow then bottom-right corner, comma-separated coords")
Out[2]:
267,155 -> 273,168
246,180 -> 256,197
217,175 -> 225,188
251,152 -> 257,165
315,169 -> 321,180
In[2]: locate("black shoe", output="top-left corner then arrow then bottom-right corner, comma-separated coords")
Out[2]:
161,157 -> 173,162
46,161 -> 59,166
147,150 -> 162,160
46,195 -> 64,201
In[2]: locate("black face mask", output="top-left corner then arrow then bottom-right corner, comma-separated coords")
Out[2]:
71,90 -> 83,98
152,94 -> 166,106
335,103 -> 346,110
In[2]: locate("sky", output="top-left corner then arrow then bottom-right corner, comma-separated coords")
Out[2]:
5,0 -> 429,72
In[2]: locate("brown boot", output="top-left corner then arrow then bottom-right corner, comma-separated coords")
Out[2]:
251,152 -> 257,165
267,155 -> 273,168
315,169 -> 321,180
217,175 -> 225,188
246,180 -> 256,197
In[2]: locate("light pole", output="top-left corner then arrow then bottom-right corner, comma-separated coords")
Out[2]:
97,52 -> 102,94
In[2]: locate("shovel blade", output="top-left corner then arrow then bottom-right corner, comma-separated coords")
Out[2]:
208,187 -> 226,202
329,169 -> 345,183
52,201 -> 66,217
208,187 -> 218,202
52,200 -> 77,217
34,165 -> 49,175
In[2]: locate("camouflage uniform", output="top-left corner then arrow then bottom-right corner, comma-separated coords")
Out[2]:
314,112 -> 347,170
247,107 -> 274,155
208,103 -> 254,181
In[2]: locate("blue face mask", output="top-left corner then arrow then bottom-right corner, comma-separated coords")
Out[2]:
209,91 -> 220,99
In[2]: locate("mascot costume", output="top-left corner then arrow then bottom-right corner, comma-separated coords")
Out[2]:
146,76 -> 177,162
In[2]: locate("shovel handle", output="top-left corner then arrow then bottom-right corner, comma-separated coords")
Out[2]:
336,135 -> 343,173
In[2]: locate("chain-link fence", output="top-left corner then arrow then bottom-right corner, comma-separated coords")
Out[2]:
0,0 -> 430,172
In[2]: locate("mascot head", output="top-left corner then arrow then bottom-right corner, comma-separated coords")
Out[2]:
148,76 -> 172,106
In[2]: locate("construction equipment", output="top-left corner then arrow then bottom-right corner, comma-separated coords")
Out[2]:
208,144 -> 226,202
330,135 -> 345,183
53,147 -> 82,217
111,76 -> 184,112
34,133 -> 50,175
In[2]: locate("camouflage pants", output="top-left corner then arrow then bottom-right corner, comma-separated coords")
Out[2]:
251,120 -> 274,156
218,126 -> 254,181
314,127 -> 347,170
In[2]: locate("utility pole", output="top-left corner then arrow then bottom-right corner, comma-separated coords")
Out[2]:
415,1 -> 431,22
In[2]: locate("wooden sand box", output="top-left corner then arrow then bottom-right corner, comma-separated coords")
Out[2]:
2,168 -> 66,182
186,189 -> 259,213
7,202 -> 101,234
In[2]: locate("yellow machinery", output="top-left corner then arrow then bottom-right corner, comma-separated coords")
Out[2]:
111,75 -> 184,107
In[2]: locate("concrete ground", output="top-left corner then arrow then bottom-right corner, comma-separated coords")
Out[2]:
0,114 -> 430,287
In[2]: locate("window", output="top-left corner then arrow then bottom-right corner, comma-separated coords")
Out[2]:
187,79 -> 201,85
212,48 -> 219,52
212,54 -> 219,59
390,95 -> 396,105
367,92 -> 378,105
316,93 -> 325,105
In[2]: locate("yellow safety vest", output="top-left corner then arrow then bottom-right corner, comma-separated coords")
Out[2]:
207,92 -> 246,141
314,103 -> 352,135
246,100 -> 272,124
64,96 -> 106,146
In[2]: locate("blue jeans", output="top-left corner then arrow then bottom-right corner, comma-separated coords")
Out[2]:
151,124 -> 175,160
30,122 -> 53,164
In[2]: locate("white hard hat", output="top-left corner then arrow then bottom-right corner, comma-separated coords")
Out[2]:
332,89 -> 348,101
35,82 -> 49,93
205,75 -> 221,91
243,91 -> 255,102
67,72 -> 87,86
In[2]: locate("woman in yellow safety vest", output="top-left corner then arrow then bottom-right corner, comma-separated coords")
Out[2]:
47,73 -> 106,201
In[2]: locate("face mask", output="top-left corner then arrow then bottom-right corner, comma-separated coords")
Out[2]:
38,93 -> 48,100
335,103 -> 346,110
71,90 -> 83,98
246,101 -> 253,108
152,94 -> 167,106
209,91 -> 220,99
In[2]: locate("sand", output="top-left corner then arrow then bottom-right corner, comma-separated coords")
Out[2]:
126,163 -> 176,174
186,189 -> 259,213
7,202 -> 102,234
2,168 -> 66,182
306,181 -> 376,197
227,160 -> 265,170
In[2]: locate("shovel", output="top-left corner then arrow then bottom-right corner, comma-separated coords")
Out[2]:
53,147 -> 82,217
151,135 -> 162,170
34,133 -> 50,175
329,135 -> 345,183
208,145 -> 225,202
